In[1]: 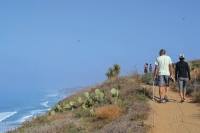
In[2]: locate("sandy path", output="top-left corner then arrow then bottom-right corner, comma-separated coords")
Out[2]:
146,86 -> 200,133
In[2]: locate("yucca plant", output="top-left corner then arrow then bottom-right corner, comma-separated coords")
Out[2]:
113,64 -> 121,78
106,67 -> 115,80
106,64 -> 121,80
106,72 -> 111,79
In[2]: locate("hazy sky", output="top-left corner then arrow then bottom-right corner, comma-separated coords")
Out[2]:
0,0 -> 200,98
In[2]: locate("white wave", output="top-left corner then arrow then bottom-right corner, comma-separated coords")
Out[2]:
40,101 -> 49,108
46,93 -> 58,98
0,111 -> 17,122
30,108 -> 49,115
16,108 -> 50,123
17,114 -> 33,123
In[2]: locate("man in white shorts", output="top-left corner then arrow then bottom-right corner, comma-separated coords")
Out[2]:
154,49 -> 173,103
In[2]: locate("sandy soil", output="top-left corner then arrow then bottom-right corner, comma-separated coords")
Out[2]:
146,86 -> 200,133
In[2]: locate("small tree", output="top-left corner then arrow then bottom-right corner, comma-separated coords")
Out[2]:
106,64 -> 121,80
106,72 -> 111,80
106,67 -> 115,80
113,64 -> 121,78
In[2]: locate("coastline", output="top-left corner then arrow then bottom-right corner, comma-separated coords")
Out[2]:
0,85 -> 92,133
8,75 -> 151,133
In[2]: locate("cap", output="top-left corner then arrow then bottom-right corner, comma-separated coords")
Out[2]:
179,54 -> 185,59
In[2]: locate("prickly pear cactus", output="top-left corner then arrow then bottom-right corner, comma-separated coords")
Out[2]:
63,103 -> 71,110
69,101 -> 75,106
95,89 -> 105,102
111,88 -> 119,97
77,97 -> 83,104
95,89 -> 101,94
55,104 -> 62,112
84,92 -> 90,99
49,110 -> 56,116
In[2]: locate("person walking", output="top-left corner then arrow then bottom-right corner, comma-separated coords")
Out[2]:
144,63 -> 148,74
153,49 -> 173,103
175,54 -> 191,102
149,64 -> 153,73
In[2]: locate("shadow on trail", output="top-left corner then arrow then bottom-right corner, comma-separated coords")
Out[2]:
152,96 -> 177,103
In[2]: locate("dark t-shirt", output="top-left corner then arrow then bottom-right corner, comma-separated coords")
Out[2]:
175,61 -> 191,80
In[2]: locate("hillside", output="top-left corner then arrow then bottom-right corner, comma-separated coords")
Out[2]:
8,60 -> 200,133
8,74 -> 151,133
190,59 -> 200,68
190,60 -> 200,82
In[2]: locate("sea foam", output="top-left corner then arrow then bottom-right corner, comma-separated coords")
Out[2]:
40,101 -> 49,108
0,112 -> 17,122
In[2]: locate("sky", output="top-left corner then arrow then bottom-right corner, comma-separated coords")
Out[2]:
0,0 -> 200,101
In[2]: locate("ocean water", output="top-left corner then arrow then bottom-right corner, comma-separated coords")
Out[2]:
0,87 -> 81,133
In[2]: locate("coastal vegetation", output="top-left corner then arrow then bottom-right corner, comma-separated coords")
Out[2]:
9,64 -> 150,133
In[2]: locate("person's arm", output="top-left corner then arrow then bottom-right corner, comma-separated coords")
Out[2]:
154,59 -> 158,79
169,64 -> 173,77
153,65 -> 158,79
168,57 -> 173,78
187,63 -> 191,80
175,63 -> 178,81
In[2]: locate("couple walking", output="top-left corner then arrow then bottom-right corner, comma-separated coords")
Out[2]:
153,49 -> 191,103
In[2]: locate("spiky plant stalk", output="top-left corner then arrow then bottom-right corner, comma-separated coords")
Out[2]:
106,67 -> 115,80
113,64 -> 121,79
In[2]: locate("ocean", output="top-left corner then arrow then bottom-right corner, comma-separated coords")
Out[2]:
0,87 -> 81,133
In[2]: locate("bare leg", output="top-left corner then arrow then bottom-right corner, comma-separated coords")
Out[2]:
183,80 -> 187,101
159,87 -> 161,99
183,89 -> 186,100
165,87 -> 168,95
178,79 -> 184,102
159,86 -> 165,100
165,86 -> 169,98
179,90 -> 184,101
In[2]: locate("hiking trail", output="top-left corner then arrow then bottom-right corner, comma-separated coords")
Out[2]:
145,85 -> 200,133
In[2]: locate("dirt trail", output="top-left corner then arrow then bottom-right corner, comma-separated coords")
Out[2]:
145,86 -> 200,133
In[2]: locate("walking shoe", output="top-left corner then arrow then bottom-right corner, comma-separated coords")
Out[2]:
160,99 -> 166,103
164,95 -> 169,102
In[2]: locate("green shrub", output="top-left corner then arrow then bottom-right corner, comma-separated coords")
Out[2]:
74,108 -> 91,118
54,104 -> 63,112
51,88 -> 121,115
141,73 -> 153,85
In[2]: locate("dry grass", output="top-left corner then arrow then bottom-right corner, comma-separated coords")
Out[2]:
191,68 -> 200,81
9,74 -> 150,133
9,121 -> 83,133
192,89 -> 200,103
95,105 -> 122,120
8,112 -> 83,133
97,102 -> 150,133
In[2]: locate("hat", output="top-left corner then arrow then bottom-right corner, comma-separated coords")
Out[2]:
179,54 -> 185,59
